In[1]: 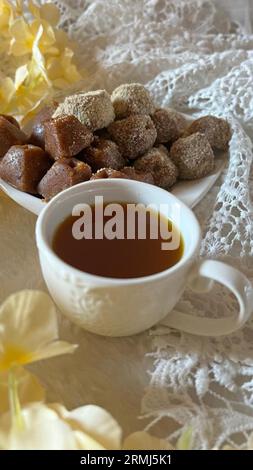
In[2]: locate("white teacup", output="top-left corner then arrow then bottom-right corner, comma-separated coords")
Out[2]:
35,179 -> 253,337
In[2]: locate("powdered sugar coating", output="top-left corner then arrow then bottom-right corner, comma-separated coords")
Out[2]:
53,90 -> 115,131
185,115 -> 231,150
134,145 -> 178,188
151,108 -> 187,144
170,132 -> 215,180
107,114 -> 157,159
111,83 -> 155,118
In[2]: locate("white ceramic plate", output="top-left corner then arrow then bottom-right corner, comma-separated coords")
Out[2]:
0,155 -> 225,214
0,112 -> 226,215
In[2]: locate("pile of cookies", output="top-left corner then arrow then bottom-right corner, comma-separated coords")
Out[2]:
0,84 -> 231,200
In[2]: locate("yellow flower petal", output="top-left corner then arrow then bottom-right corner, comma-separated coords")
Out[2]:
0,290 -> 58,350
0,290 -> 77,371
40,4 -> 60,26
0,367 -> 45,413
29,1 -> 60,26
31,24 -> 50,83
0,0 -> 14,32
28,0 -> 41,19
20,94 -> 48,126
9,18 -> 34,56
0,77 -> 15,106
30,20 -> 56,49
54,29 -> 72,52
46,51 -> 82,87
123,431 -> 174,450
32,341 -> 78,362
15,64 -> 28,90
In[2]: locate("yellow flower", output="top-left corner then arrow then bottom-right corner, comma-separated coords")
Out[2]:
46,48 -> 82,89
0,402 -> 172,450
0,366 -> 45,413
9,3 -> 59,57
0,1 -> 84,122
0,290 -> 77,372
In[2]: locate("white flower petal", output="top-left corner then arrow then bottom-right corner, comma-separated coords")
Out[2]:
0,402 -> 122,450
0,403 -> 78,450
66,405 -> 122,450
123,431 -> 174,450
0,290 -> 58,352
74,431 -> 106,450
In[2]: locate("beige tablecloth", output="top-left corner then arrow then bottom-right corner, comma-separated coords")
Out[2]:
0,191 -> 153,435
0,0 -> 252,446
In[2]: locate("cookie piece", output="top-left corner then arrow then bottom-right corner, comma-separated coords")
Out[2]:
0,144 -> 52,193
107,114 -> 157,160
53,90 -> 115,131
91,168 -> 128,180
134,146 -> 178,188
170,133 -> 215,180
111,83 -> 155,118
81,137 -> 125,171
0,115 -> 20,128
29,103 -> 58,149
151,108 -> 187,144
91,166 -> 154,184
0,117 -> 27,158
44,115 -> 93,160
185,115 -> 231,150
120,166 -> 154,184
38,158 -> 92,200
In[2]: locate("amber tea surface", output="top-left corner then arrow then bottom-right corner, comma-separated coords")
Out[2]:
52,202 -> 184,279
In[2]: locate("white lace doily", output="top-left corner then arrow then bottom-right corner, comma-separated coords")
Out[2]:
16,0 -> 253,449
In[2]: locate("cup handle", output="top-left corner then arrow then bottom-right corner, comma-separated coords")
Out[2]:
163,260 -> 253,336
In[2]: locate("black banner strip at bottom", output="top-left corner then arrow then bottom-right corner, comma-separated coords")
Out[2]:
0,450 -> 252,466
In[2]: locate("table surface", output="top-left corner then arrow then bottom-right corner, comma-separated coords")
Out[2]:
0,191 -> 153,435
1,0 -> 253,445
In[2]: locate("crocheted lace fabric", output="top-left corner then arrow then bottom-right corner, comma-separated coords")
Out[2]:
40,0 -> 253,448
